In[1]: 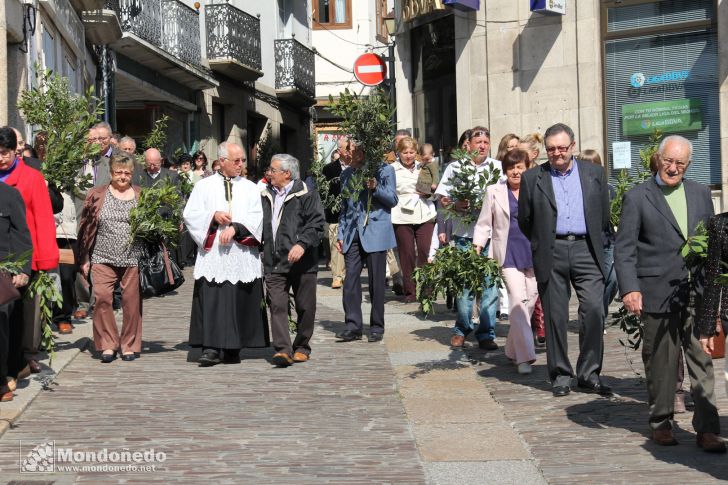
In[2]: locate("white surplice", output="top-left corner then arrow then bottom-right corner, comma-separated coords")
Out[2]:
183,173 -> 263,284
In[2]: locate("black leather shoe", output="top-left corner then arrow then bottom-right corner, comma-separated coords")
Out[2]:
478,339 -> 498,351
101,351 -> 116,363
368,333 -> 383,342
552,385 -> 571,397
198,349 -> 221,367
121,353 -> 136,362
577,381 -> 613,396
222,351 -> 241,364
336,330 -> 362,342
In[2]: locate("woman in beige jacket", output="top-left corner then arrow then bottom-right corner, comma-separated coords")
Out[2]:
474,149 -> 538,374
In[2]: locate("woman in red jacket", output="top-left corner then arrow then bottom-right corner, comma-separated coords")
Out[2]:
0,127 -> 58,383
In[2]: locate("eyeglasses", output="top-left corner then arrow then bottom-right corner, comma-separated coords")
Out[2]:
661,158 -> 689,170
545,144 -> 574,154
471,130 -> 490,139
269,167 -> 289,174
223,157 -> 245,164
112,170 -> 132,176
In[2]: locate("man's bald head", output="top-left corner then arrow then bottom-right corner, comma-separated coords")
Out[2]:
144,148 -> 162,174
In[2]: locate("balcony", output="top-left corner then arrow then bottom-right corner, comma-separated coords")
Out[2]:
205,3 -> 262,82
111,0 -> 217,90
82,0 -> 122,45
274,38 -> 316,107
70,0 -> 104,13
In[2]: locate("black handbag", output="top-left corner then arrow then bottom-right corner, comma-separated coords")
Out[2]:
138,243 -> 185,298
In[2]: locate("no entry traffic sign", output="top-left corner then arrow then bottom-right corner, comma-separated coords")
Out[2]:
353,53 -> 387,86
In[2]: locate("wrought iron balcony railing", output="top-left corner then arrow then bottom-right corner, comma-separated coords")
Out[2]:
162,0 -> 201,66
115,0 -> 201,66
274,38 -> 315,101
206,3 -> 261,74
118,0 -> 161,46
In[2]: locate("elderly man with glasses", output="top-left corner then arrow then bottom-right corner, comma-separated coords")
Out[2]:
616,135 -> 724,452
261,154 -> 324,366
518,123 -> 612,398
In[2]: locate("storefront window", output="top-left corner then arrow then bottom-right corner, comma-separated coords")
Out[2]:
604,1 -> 719,185
607,0 -> 713,33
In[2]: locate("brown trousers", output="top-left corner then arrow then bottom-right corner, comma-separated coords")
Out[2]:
91,264 -> 142,354
266,272 -> 317,357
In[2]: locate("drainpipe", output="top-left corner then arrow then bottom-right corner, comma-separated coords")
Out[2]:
0,0 -> 8,125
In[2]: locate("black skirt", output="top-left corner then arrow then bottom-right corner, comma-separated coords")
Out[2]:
189,277 -> 269,349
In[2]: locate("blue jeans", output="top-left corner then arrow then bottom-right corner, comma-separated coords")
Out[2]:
603,242 -> 618,321
453,236 -> 498,342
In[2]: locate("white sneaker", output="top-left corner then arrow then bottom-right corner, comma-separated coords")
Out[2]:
517,363 -> 532,374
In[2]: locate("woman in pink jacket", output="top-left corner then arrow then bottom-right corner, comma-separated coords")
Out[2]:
473,149 -> 537,374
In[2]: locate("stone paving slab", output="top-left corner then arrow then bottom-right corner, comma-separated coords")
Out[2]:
424,461 -> 547,485
0,269 -> 426,484
467,309 -> 728,484
0,317 -> 93,438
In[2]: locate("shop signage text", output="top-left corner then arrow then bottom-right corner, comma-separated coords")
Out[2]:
531,0 -> 566,15
630,70 -> 690,88
402,0 -> 445,22
621,98 -> 702,136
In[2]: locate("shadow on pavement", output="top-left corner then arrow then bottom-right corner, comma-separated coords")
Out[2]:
564,400 -> 728,481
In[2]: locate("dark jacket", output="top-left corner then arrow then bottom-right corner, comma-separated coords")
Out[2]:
615,178 -> 713,314
23,156 -> 63,214
518,159 -> 611,283
77,184 -> 142,263
696,213 -> 728,337
321,160 -> 343,223
261,180 -> 325,274
132,167 -> 179,189
0,183 -> 33,276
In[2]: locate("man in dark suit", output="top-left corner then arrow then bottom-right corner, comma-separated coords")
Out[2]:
133,148 -> 179,188
615,135 -> 724,452
518,123 -> 611,397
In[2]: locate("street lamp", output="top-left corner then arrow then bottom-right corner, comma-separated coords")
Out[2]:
382,10 -> 397,126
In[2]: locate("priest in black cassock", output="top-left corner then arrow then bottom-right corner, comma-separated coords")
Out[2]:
183,141 -> 269,366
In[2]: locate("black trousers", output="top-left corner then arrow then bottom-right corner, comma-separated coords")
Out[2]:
538,238 -> 605,388
266,272 -> 317,357
343,235 -> 387,335
7,283 -> 30,378
642,309 -> 720,432
53,238 -> 78,323
0,301 -> 13,381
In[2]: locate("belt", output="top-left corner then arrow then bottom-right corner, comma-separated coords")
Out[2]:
555,234 -> 587,241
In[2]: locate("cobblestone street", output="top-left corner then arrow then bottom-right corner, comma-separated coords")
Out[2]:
0,269 -> 727,484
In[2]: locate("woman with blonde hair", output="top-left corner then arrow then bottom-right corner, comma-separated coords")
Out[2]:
391,136 -> 437,303
78,153 -> 144,363
519,132 -> 544,165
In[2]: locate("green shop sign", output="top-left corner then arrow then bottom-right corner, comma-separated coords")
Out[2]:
621,98 -> 701,136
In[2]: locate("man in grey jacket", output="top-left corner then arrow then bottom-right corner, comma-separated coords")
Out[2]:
615,135 -> 724,452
